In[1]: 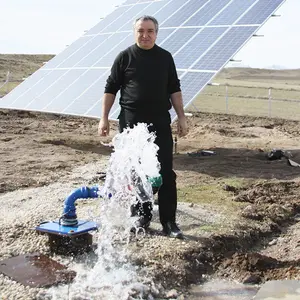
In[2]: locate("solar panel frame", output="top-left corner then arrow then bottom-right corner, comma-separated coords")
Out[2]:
0,0 -> 286,122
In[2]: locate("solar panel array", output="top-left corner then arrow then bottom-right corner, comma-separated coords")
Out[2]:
0,0 -> 285,120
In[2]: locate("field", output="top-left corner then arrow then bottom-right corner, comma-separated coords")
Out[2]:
189,68 -> 300,120
1,55 -> 300,299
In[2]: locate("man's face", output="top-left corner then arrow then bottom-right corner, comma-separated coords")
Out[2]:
134,19 -> 157,50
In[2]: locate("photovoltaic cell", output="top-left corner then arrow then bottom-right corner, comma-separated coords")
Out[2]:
0,0 -> 286,121
154,0 -> 188,25
192,26 -> 258,71
169,71 -> 215,119
155,28 -> 176,45
119,1 -> 168,31
162,0 -> 209,28
159,28 -> 200,55
180,72 -> 214,104
76,32 -> 130,68
85,6 -> 131,35
209,0 -> 256,26
26,69 -> 86,110
123,0 -> 139,4
43,69 -> 108,112
42,37 -> 92,69
0,69 -> 50,107
58,34 -> 111,68
174,27 -> 228,69
177,71 -> 185,78
101,3 -> 149,33
185,0 -> 231,26
237,0 -> 285,25
95,34 -> 134,67
65,73 -> 109,116
4,70 -> 68,109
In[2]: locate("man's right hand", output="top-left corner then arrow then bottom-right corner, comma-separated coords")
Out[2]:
98,118 -> 110,136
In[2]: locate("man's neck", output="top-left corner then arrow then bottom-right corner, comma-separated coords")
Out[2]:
136,43 -> 155,50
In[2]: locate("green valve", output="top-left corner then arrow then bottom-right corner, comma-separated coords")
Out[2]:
148,175 -> 162,188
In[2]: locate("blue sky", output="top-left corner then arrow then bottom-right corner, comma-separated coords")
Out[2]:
0,0 -> 298,69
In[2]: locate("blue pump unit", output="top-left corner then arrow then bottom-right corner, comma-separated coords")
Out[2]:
35,175 -> 162,254
61,186 -> 99,226
35,186 -> 101,242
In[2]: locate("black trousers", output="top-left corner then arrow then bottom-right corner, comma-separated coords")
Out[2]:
119,110 -> 177,225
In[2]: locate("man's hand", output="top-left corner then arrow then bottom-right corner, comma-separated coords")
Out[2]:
98,118 -> 110,136
177,116 -> 188,137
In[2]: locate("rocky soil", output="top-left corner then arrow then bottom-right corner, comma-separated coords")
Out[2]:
0,109 -> 300,299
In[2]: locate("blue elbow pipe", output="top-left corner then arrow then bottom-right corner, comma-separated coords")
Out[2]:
61,186 -> 99,226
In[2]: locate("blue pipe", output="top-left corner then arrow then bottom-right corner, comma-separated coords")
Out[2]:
61,186 -> 99,225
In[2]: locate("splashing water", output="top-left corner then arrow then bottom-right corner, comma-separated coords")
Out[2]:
44,123 -> 160,300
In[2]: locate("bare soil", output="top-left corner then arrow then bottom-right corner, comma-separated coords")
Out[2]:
1,56 -> 300,297
1,108 -> 300,293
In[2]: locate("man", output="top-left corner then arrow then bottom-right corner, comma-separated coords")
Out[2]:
98,15 -> 188,238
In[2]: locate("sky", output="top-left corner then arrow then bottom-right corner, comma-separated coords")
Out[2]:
0,0 -> 298,69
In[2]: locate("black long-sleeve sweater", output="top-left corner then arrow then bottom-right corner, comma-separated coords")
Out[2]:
104,44 -> 181,118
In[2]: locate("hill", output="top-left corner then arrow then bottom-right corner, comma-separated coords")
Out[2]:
0,54 -> 54,82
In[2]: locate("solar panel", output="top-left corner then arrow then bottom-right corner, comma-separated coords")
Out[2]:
0,0 -> 286,121
173,27 -> 228,69
161,0 -> 209,28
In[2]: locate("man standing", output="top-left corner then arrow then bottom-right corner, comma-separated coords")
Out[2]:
98,15 -> 187,238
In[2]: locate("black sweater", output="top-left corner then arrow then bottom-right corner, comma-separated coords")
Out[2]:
104,44 -> 181,117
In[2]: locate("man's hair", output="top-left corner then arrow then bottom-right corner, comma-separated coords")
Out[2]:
134,15 -> 159,33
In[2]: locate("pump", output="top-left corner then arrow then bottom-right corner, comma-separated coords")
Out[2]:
35,175 -> 162,254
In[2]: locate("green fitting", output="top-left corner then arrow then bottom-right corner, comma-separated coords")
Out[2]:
148,175 -> 163,188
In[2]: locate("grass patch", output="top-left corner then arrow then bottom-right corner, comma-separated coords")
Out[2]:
199,224 -> 221,232
178,178 -> 249,215
178,178 -> 253,232
0,82 -> 20,96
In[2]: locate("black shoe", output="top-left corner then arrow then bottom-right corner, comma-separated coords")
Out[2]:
130,216 -> 151,233
130,204 -> 139,217
162,222 -> 183,239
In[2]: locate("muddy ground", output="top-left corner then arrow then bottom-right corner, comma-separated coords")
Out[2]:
1,108 -> 300,298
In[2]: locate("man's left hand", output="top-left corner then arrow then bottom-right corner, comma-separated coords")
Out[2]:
177,116 -> 188,137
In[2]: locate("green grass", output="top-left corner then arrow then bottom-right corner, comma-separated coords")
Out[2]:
177,178 -> 252,232
178,178 -> 247,213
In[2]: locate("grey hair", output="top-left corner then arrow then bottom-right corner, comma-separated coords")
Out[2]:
134,15 -> 159,33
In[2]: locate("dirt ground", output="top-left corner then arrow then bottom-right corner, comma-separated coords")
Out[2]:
1,107 -> 300,297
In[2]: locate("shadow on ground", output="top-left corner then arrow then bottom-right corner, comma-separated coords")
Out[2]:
174,147 -> 300,180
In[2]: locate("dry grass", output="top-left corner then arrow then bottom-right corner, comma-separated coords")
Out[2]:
187,69 -> 300,120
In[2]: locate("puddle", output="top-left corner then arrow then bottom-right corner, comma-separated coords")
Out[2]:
188,278 -> 259,300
